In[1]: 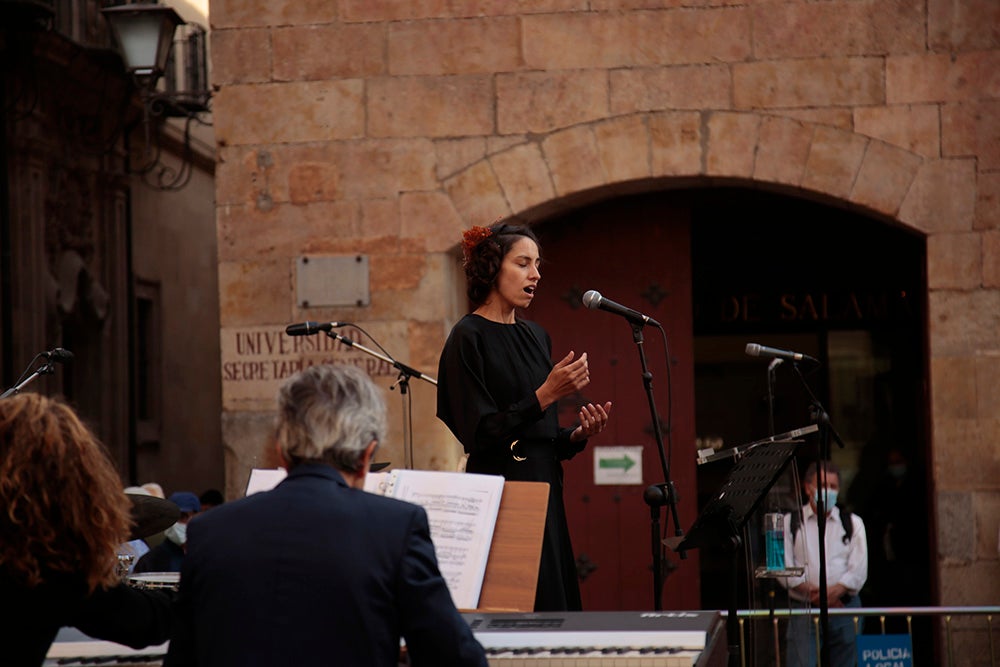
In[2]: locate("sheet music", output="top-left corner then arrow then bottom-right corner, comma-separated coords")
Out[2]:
245,467 -> 287,495
370,470 -> 505,610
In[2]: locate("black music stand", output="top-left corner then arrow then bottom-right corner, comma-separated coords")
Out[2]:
666,439 -> 802,667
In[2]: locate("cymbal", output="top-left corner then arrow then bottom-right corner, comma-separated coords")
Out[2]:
127,493 -> 180,540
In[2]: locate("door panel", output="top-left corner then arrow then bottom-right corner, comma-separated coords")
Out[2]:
527,194 -> 700,611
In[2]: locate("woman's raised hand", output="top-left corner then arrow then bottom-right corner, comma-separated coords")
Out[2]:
536,351 -> 590,410
570,401 -> 613,443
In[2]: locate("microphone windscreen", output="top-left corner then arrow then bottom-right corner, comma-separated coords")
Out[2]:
745,343 -> 762,357
582,290 -> 601,309
49,348 -> 74,363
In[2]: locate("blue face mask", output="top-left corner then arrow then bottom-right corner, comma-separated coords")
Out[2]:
813,488 -> 838,509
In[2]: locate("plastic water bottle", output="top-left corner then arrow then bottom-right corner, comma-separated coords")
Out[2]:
765,512 -> 785,571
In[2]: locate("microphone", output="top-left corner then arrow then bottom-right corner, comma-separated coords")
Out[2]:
42,348 -> 74,363
582,290 -> 660,327
745,343 -> 818,364
285,321 -> 349,336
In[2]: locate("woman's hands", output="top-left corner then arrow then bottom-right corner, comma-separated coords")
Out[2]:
569,401 -> 613,443
535,351 -> 590,411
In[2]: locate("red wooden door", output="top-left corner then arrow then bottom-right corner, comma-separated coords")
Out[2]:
527,195 -> 700,611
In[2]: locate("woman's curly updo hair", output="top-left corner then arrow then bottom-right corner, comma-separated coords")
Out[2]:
462,221 -> 540,307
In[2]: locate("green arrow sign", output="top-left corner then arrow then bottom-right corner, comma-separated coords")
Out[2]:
599,455 -> 635,472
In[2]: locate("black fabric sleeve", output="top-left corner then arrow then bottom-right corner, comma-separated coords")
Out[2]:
71,584 -> 174,650
439,325 -> 545,456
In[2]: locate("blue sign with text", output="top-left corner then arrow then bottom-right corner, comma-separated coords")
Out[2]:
857,634 -> 913,667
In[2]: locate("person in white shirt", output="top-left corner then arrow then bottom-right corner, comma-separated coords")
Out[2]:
781,461 -> 868,667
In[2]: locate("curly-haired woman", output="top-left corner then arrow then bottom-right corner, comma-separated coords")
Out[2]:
0,393 -> 172,665
436,221 -> 612,611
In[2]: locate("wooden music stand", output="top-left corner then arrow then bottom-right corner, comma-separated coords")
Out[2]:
473,481 -> 549,613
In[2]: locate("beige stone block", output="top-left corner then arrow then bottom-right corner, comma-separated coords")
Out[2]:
754,115 -> 813,186
977,354 -> 1000,420
931,355 -> 979,419
734,58 -> 884,109
853,105 -> 941,157
211,28 -> 272,85
434,138 -> 488,180
221,411 -> 276,493
524,9 -> 749,68
849,141 -> 923,217
370,254 -> 428,292
217,202 -> 360,262
388,17 -> 521,75
928,289 -> 1000,356
929,0 -> 1000,51
408,319 -> 448,371
752,0 -> 923,59
218,259 -> 291,327
898,159 -> 977,234
360,198 -> 402,242
400,192 -> 465,252
272,24 -> 385,81
214,81 -> 364,146
939,561 -> 1000,604
287,162 -> 340,204
649,111 -> 703,176
335,139 -> 439,198
490,142 -> 557,214
773,109 -> 853,129
593,115 -> 652,183
211,0 -> 337,28
368,75 -> 493,138
928,232 -> 983,290
706,112 -> 759,178
340,0 -> 585,22
984,231 -> 1000,288
488,135 -> 528,154
216,146 -> 269,207
542,126 -> 604,196
887,51 -> 1000,104
933,417 -> 1000,491
591,0 -> 744,6
610,65 -> 731,114
973,492 -> 1000,560
497,70 -> 609,135
942,100 -> 1000,171
977,173 -> 1000,231
444,161 -> 511,226
801,126 -> 868,201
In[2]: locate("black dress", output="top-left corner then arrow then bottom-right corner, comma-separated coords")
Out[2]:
437,314 -> 585,611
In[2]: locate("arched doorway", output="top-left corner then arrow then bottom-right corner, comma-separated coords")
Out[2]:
524,186 -> 931,631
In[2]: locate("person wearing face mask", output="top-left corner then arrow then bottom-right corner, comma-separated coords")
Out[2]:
133,492 -> 201,573
780,461 -> 868,667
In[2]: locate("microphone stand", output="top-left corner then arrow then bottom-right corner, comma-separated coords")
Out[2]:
630,321 -> 684,611
789,361 -> 845,667
0,357 -> 59,399
323,331 -> 437,470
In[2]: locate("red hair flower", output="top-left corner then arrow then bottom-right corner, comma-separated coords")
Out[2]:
461,225 -> 493,258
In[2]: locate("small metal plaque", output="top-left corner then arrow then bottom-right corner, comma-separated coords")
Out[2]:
296,255 -> 369,308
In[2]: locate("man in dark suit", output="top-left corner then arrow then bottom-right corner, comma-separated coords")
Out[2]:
165,365 -> 487,667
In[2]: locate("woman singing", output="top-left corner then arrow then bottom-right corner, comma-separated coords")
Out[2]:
436,221 -> 612,611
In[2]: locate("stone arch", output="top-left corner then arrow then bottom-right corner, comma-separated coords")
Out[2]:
435,110 -> 973,243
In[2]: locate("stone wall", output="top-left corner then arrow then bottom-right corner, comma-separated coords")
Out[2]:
208,0 -> 999,643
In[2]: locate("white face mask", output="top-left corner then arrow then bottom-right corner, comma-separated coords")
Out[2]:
164,521 -> 187,546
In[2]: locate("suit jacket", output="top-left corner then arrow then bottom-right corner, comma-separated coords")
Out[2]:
164,463 -> 487,667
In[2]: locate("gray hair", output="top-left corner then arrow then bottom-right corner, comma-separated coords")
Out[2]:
275,364 -> 386,473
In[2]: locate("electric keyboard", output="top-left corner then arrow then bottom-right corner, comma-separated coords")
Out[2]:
463,610 -> 727,666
